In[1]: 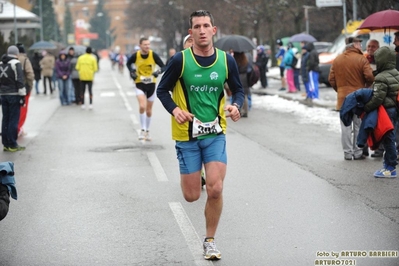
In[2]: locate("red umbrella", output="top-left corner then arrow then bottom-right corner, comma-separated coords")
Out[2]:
358,9 -> 399,31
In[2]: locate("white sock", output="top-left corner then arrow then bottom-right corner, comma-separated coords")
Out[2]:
146,115 -> 151,131
140,113 -> 146,131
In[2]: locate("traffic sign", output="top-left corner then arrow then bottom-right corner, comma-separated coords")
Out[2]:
316,0 -> 342,7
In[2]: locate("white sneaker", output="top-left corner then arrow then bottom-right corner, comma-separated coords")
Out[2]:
81,104 -> 86,109
138,130 -> 146,140
145,131 -> 151,141
89,104 -> 93,110
203,238 -> 221,260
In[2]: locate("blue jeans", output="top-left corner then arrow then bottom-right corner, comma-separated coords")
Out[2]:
35,80 -> 40,94
58,78 -> 70,105
1,95 -> 21,148
383,107 -> 398,168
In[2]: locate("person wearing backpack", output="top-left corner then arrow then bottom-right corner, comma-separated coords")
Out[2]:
283,42 -> 297,93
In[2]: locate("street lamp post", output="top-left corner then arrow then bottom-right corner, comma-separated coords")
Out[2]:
13,0 -> 18,43
303,5 -> 316,35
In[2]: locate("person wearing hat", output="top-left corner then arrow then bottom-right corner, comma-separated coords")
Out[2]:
15,43 -> 34,136
328,36 -> 374,161
255,45 -> 269,88
275,39 -> 286,91
0,45 -> 27,152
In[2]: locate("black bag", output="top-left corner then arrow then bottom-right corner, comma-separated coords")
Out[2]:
291,55 -> 298,68
248,64 -> 260,87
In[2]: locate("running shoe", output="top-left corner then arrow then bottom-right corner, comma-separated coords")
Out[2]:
374,167 -> 396,178
145,130 -> 151,141
203,238 -> 221,260
139,130 -> 146,140
6,146 -> 26,152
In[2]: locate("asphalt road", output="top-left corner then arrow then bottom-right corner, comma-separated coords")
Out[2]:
0,59 -> 398,266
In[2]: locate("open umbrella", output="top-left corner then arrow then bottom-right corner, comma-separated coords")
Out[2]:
62,45 -> 87,55
29,41 -> 56,50
290,33 -> 317,43
214,35 -> 256,52
358,9 -> 399,31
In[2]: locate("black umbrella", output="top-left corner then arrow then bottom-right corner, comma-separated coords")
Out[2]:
29,41 -> 57,50
214,35 -> 256,52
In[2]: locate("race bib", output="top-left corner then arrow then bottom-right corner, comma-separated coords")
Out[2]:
192,117 -> 222,138
140,75 -> 153,84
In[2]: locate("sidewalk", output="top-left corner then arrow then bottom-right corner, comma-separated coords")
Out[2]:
252,67 -> 337,109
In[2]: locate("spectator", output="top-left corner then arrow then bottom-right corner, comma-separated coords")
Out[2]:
364,39 -> 382,157
255,45 -> 269,88
30,51 -> 42,94
364,46 -> 399,178
275,39 -> 286,91
328,37 -> 374,160
67,47 -> 76,103
305,42 -> 320,100
39,51 -> 55,94
0,45 -> 26,152
55,51 -> 71,105
69,50 -> 81,105
15,43 -> 34,136
283,42 -> 296,93
76,47 -> 98,109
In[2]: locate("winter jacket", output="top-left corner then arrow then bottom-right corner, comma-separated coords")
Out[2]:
0,161 -> 17,221
40,54 -> 55,77
340,89 -> 394,150
305,42 -> 320,73
283,49 -> 295,70
76,53 -> 98,81
0,184 -> 9,221
364,46 -> 399,113
255,51 -> 268,71
30,52 -> 42,81
69,56 -> 80,80
329,45 -> 375,110
55,53 -> 71,79
16,53 -> 34,92
301,52 -> 309,82
0,55 -> 26,96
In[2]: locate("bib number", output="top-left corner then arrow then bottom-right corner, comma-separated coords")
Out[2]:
140,76 -> 152,84
192,117 -> 222,138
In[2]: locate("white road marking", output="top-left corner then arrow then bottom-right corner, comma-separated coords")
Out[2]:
169,202 -> 213,266
111,72 -> 132,111
147,152 -> 168,182
100,92 -> 116,97
130,114 -> 138,125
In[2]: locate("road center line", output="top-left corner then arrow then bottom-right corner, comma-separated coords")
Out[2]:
147,152 -> 168,182
169,202 -> 213,266
111,72 -> 132,111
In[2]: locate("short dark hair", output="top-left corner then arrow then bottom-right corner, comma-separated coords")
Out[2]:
86,47 -> 92,53
139,37 -> 148,44
189,10 -> 214,28
395,32 -> 399,37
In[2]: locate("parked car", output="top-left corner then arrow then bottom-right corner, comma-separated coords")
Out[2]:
313,42 -> 333,54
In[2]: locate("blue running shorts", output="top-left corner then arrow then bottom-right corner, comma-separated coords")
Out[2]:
175,134 -> 227,174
